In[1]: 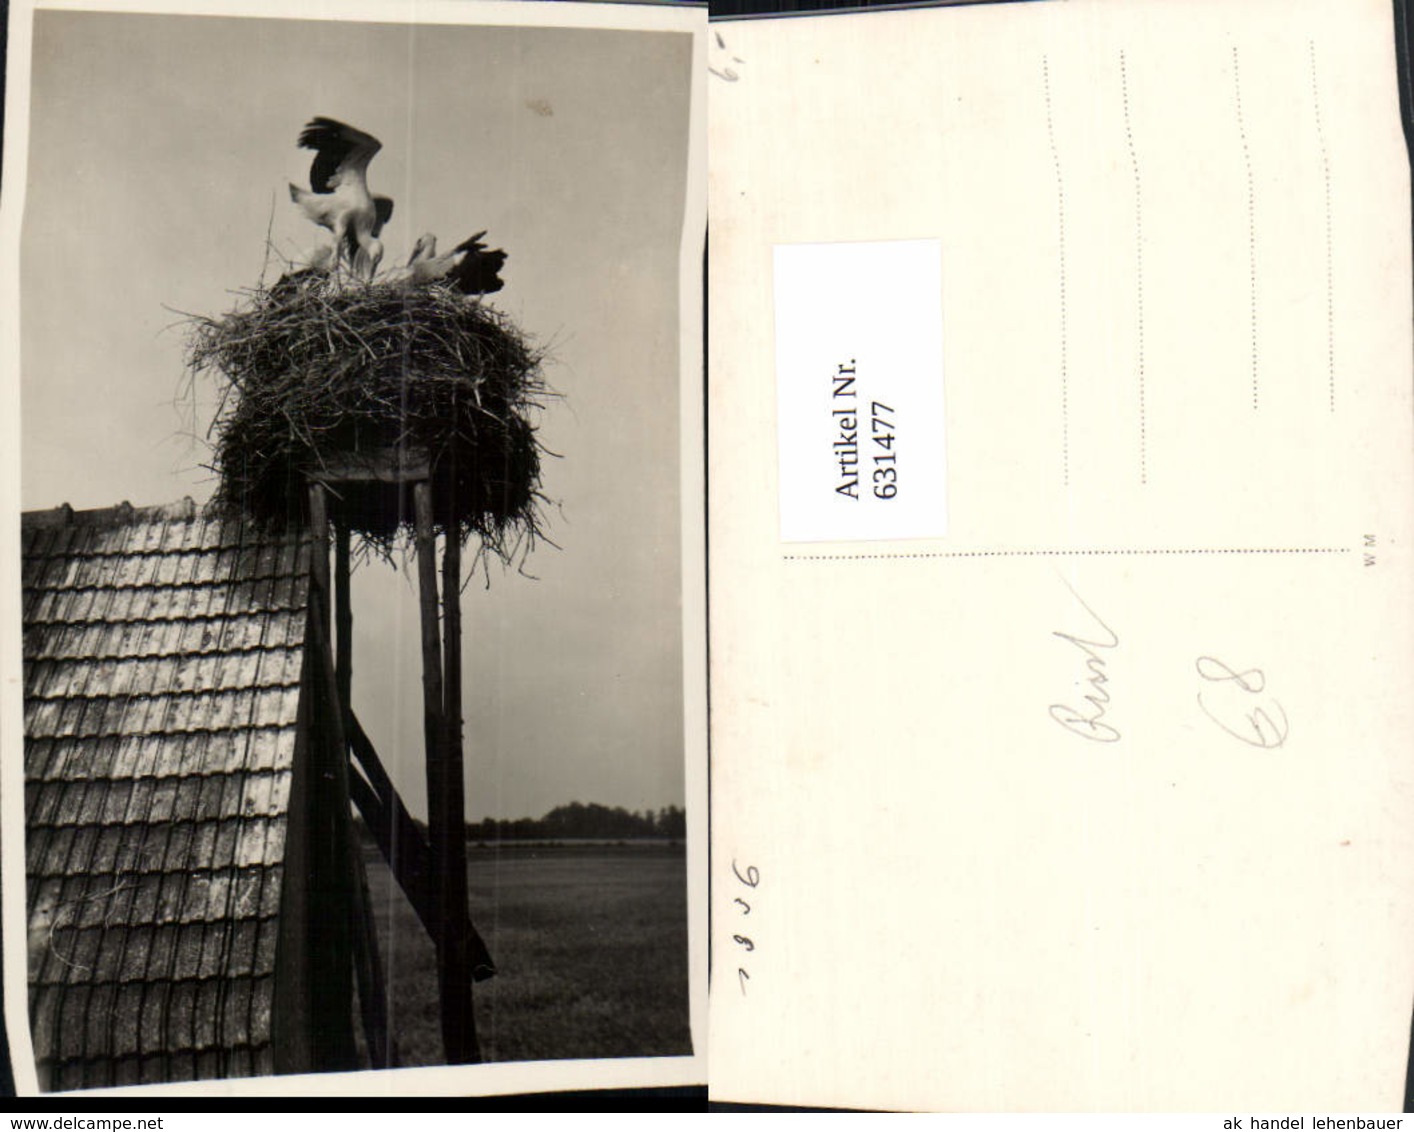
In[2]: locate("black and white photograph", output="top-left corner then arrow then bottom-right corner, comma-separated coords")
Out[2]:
0,0 -> 706,1097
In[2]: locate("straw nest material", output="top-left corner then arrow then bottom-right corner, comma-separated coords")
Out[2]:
185,273 -> 551,562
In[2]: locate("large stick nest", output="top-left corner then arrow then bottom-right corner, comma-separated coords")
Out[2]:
185,274 -> 552,563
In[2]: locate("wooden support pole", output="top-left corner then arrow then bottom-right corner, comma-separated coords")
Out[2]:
301,483 -> 357,1071
413,481 -> 480,1065
442,528 -> 463,801
440,513 -> 480,1056
308,484 -> 331,633
335,522 -> 353,717
328,515 -> 395,1069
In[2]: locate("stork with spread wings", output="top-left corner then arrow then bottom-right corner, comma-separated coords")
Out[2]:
288,117 -> 394,281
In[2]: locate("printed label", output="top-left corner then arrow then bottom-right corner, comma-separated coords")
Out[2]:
774,239 -> 947,542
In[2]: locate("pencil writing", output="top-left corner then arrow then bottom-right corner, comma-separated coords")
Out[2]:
1196,655 -> 1289,748
1049,579 -> 1121,743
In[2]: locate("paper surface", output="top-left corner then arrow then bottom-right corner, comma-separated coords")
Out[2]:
709,0 -> 1414,1111
1,0 -> 707,1098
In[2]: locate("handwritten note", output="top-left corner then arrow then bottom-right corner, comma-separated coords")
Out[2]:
728,859 -> 759,996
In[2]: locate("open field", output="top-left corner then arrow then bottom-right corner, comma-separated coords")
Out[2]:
363,842 -> 691,1066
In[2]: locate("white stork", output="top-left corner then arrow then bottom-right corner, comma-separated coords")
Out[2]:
288,118 -> 393,281
404,231 -> 507,295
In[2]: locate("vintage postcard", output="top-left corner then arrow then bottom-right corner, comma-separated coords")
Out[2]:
0,0 -> 706,1098
708,0 -> 1414,1111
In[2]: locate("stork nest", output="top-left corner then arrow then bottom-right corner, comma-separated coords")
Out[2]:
185,274 -> 552,563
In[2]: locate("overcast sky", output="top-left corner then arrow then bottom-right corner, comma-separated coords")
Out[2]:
19,8 -> 696,822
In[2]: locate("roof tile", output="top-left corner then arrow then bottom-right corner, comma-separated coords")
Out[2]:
113,1057 -> 142,1088
115,928 -> 155,985
249,978 -> 275,1046
190,821 -> 221,872
221,979 -> 254,1047
193,980 -> 221,1050
198,924 -> 232,981
35,826 -> 74,877
140,776 -> 175,823
161,822 -> 195,874
137,984 -> 169,1057
146,923 -> 176,979
88,826 -> 125,876
236,820 -> 276,869
58,987 -> 94,1060
151,983 -> 186,1055
65,826 -> 100,877
127,869 -> 162,927
254,918 -> 281,977
110,977 -> 144,1062
30,985 -> 61,1066
76,928 -> 120,985
226,921 -> 258,978
85,984 -> 119,1063
154,871 -> 187,927
165,1052 -> 196,1083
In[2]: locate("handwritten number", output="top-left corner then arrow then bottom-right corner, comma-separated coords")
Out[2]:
1197,693 -> 1289,749
732,859 -> 759,996
1195,655 -> 1287,748
1196,656 -> 1265,693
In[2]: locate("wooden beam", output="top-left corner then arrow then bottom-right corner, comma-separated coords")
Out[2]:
327,512 -> 393,1069
345,722 -> 495,980
307,446 -> 431,485
308,483 -> 331,632
304,482 -> 395,1071
414,481 -> 480,1064
335,521 -> 353,718
442,529 -> 463,758
293,485 -> 358,1072
439,513 -> 480,1058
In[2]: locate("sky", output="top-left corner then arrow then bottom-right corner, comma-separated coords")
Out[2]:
18,8 -> 697,822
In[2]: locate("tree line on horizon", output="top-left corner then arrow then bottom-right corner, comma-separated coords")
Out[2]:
464,801 -> 687,842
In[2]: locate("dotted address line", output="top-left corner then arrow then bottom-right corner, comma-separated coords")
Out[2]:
783,548 -> 1350,561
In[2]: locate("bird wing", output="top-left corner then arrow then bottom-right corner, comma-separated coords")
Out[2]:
373,196 -> 394,235
297,117 -> 383,193
451,233 -> 508,295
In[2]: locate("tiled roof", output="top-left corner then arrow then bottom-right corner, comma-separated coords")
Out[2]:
22,501 -> 310,1091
